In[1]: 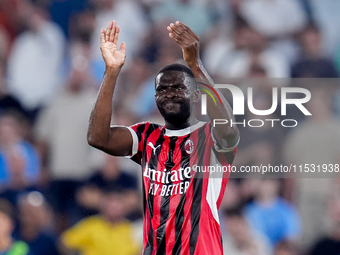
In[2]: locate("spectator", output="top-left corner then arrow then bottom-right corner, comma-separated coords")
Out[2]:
61,187 -> 141,255
114,57 -> 155,120
90,0 -> 148,72
220,180 -> 242,211
209,19 -> 289,78
202,15 -> 238,76
0,198 -> 33,255
232,68 -> 286,170
0,112 -> 40,192
0,51 -> 28,119
7,0 -> 65,122
35,43 -> 100,231
284,86 -> 340,250
49,0 -> 89,38
0,26 -> 28,119
76,154 -> 141,220
150,0 -> 214,37
68,9 -> 95,45
309,192 -> 340,255
310,0 -> 340,56
240,0 -> 307,38
239,0 -> 307,62
17,191 -> 60,255
223,207 -> 272,255
291,23 -> 338,78
245,178 -> 301,247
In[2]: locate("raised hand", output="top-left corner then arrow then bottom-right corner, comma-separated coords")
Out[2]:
100,20 -> 126,68
167,21 -> 200,67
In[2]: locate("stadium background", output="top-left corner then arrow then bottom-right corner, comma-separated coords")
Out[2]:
0,0 -> 340,254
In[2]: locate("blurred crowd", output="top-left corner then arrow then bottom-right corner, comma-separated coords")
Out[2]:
0,0 -> 340,254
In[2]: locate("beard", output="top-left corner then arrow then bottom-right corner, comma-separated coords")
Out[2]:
157,100 -> 192,126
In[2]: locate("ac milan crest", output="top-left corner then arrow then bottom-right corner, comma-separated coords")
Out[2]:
184,139 -> 194,154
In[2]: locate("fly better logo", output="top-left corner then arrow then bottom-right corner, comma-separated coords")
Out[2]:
144,163 -> 193,196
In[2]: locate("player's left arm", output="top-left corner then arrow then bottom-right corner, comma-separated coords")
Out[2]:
167,21 -> 239,149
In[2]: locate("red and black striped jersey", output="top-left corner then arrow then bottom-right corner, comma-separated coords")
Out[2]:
127,121 -> 238,255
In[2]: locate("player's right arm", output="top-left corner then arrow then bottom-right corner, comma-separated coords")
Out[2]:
87,21 -> 132,156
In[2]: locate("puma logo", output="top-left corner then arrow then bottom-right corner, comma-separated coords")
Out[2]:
148,142 -> 161,155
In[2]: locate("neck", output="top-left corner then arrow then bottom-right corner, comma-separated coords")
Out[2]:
165,116 -> 198,130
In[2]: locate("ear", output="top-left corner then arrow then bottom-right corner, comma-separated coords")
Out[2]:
193,89 -> 200,103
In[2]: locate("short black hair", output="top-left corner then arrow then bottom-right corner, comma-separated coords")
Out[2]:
157,63 -> 195,79
155,63 -> 197,89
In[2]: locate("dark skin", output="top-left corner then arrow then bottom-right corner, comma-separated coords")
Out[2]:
166,21 -> 239,146
155,70 -> 199,130
87,20 -> 239,156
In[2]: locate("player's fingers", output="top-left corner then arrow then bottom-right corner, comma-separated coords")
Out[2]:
169,29 -> 181,39
114,25 -> 120,45
169,23 -> 182,36
176,35 -> 186,45
169,32 -> 183,45
100,28 -> 106,44
176,21 -> 199,40
109,20 -> 116,42
169,32 -> 177,41
174,21 -> 186,33
120,41 -> 126,55
172,23 -> 193,41
169,25 -> 188,44
106,21 -> 112,41
171,30 -> 188,46
169,27 -> 188,43
186,27 -> 199,40
168,23 -> 191,45
176,20 -> 189,31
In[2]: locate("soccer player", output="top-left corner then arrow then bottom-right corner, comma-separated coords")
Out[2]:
87,20 -> 240,255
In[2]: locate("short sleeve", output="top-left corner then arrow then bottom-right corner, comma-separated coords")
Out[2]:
128,122 -> 161,165
109,124 -> 139,161
207,122 -> 238,166
125,126 -> 139,157
210,124 -> 239,153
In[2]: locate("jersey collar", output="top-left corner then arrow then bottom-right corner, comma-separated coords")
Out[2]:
164,121 -> 206,137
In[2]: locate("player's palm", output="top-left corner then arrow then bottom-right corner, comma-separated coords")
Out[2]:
167,21 -> 199,66
100,21 -> 126,68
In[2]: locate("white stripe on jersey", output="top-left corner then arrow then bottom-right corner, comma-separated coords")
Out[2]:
206,148 -> 224,225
